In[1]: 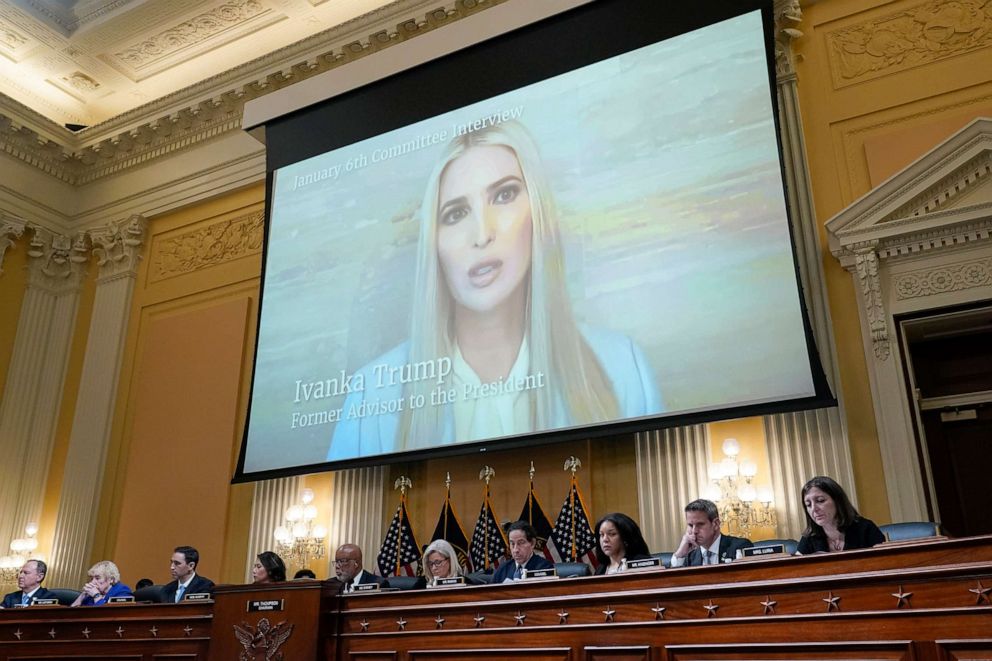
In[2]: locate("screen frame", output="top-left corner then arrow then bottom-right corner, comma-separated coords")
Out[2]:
233,0 -> 835,483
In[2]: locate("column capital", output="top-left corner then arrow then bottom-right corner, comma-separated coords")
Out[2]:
774,0 -> 804,81
25,226 -> 90,292
0,216 -> 26,275
90,214 -> 147,282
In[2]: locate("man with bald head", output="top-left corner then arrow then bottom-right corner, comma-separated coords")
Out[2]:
334,543 -> 388,593
1,560 -> 54,607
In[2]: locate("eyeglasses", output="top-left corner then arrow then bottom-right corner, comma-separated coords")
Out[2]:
427,558 -> 450,568
334,558 -> 356,565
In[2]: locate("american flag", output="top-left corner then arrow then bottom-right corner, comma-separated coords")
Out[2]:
376,497 -> 421,577
430,490 -> 473,572
550,476 -> 599,570
470,490 -> 508,572
518,483 -> 558,563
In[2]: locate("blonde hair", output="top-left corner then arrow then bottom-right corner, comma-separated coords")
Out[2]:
88,560 -> 121,584
399,120 -> 618,449
422,539 -> 464,581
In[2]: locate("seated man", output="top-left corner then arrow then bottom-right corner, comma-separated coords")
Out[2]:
1,559 -> 54,608
334,543 -> 388,593
162,545 -> 215,603
492,521 -> 554,583
670,499 -> 751,567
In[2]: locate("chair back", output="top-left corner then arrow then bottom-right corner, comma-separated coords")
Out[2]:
134,584 -> 167,603
880,521 -> 939,542
555,562 -> 591,578
466,571 -> 493,585
651,551 -> 674,568
47,588 -> 81,606
751,538 -> 798,555
386,575 -> 426,591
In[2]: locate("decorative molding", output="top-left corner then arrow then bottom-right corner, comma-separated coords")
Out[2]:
0,0 -> 506,188
60,71 -> 101,93
0,217 -> 25,274
773,0 -> 803,81
826,0 -> 992,88
89,214 -> 146,281
149,209 -> 263,281
895,256 -> 992,299
854,247 -> 890,360
115,0 -> 268,69
25,226 -> 89,290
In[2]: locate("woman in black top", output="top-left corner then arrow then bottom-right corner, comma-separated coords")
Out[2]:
797,476 -> 885,554
594,512 -> 651,574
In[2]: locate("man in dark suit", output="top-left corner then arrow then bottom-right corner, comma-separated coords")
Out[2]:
493,521 -> 554,583
1,559 -> 55,608
161,546 -> 215,603
334,544 -> 388,593
670,499 -> 751,567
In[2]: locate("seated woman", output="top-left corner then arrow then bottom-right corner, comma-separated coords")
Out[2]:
594,512 -> 652,575
423,539 -> 480,587
70,561 -> 133,606
251,551 -> 287,584
796,476 -> 885,554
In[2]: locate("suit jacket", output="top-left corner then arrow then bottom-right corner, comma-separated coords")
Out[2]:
797,517 -> 885,554
492,554 -> 554,583
1,586 -> 55,608
80,581 -> 133,606
684,534 -> 752,566
161,574 -> 215,603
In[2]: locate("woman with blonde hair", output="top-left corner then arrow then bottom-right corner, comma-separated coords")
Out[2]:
71,560 -> 133,606
330,120 -> 661,458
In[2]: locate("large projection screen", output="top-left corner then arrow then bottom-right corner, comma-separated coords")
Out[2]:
235,0 -> 834,480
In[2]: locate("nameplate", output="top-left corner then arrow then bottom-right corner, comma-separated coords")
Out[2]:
352,582 -> 380,593
183,592 -> 211,601
108,596 -> 135,604
247,599 -> 284,612
742,544 -> 785,557
522,568 -> 558,579
30,599 -> 59,606
625,557 -> 663,570
435,577 -> 465,587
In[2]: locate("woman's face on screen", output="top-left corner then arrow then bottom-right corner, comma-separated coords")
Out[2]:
436,145 -> 533,315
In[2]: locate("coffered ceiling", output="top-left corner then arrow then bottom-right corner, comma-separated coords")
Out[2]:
0,0 -> 393,129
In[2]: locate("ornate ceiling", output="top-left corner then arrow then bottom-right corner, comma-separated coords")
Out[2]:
0,0 -> 394,129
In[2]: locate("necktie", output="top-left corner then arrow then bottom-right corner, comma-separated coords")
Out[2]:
707,550 -> 716,565
176,584 -> 186,603
513,564 -> 523,579
21,593 -> 29,606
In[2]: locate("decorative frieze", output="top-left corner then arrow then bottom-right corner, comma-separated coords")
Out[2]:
895,256 -> 992,299
826,0 -> 992,88
149,210 -> 263,282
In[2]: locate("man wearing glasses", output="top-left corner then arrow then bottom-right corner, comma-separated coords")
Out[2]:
333,544 -> 388,593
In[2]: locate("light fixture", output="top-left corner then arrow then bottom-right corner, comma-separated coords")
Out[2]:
0,523 -> 41,586
273,490 -> 326,568
708,440 -> 776,538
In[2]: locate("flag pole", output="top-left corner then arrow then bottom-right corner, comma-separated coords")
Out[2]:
479,466 -> 495,570
443,472 -> 451,539
564,456 -> 581,562
394,476 -> 412,576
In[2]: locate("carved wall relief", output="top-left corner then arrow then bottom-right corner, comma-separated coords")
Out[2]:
149,210 -> 263,282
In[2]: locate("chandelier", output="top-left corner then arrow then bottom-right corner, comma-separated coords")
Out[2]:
705,438 -> 776,539
0,523 -> 40,585
273,489 -> 327,568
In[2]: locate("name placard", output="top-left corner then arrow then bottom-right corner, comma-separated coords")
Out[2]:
522,567 -> 558,579
247,599 -> 284,612
625,557 -> 663,570
435,577 -> 466,587
107,596 -> 135,604
30,599 -> 59,606
352,582 -> 380,593
183,592 -> 212,601
742,544 -> 785,558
